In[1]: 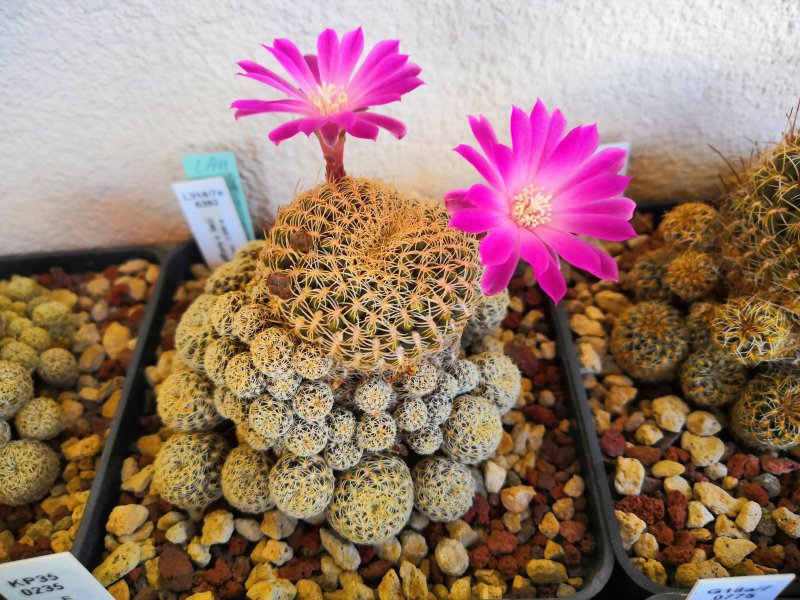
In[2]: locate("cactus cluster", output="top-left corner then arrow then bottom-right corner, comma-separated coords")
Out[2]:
151,178 -> 523,543
730,371 -> 800,450
0,440 -> 60,506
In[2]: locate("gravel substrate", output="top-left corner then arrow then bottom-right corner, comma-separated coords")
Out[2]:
564,212 -> 800,588
92,262 -> 601,600
0,259 -> 159,561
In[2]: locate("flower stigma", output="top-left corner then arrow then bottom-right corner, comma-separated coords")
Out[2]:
510,185 -> 553,228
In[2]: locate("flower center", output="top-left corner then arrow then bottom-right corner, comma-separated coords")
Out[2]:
310,82 -> 348,115
510,185 -> 553,228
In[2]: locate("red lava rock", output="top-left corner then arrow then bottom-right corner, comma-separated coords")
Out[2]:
666,490 -> 688,530
778,498 -> 798,512
578,534 -> 596,554
202,558 -> 232,586
219,581 -> 245,600
727,453 -> 758,479
469,544 -> 492,569
359,559 -> 393,581
505,341 -> 539,377
625,445 -> 661,466
563,545 -> 582,565
513,544 -> 532,569
502,311 -> 521,330
522,405 -> 559,428
496,554 -> 518,576
784,543 -> 800,573
559,520 -> 586,543
614,495 -> 665,525
159,544 -> 194,592
106,283 -> 130,306
473,495 -> 491,526
231,555 -> 250,583
749,544 -> 784,569
357,545 -> 375,564
299,529 -> 321,554
661,544 -> 695,566
761,455 -> 800,475
524,287 -> 542,306
227,534 -> 248,557
600,429 -> 627,457
674,530 -> 696,547
649,521 -> 675,546
279,557 -> 320,581
663,447 -> 690,464
741,483 -> 770,506
487,530 -> 518,554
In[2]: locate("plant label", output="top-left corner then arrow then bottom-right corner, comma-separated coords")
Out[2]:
687,573 -> 796,600
182,151 -> 255,240
0,552 -> 113,599
172,176 -> 249,267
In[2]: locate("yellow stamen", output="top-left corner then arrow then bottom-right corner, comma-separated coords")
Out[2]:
310,82 -> 348,115
510,184 -> 553,228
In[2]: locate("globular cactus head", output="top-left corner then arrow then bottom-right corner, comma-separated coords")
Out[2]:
423,372 -> 458,425
623,248 -> 676,302
292,381 -> 334,422
265,370 -> 302,402
357,412 -> 397,452
14,397 -> 64,441
210,291 -> 246,339
353,377 -> 393,415
268,452 -> 334,518
393,398 -> 429,432
212,387 -> 249,424
686,302 -> 716,351
679,348 -> 748,408
0,440 -> 60,506
285,419 -> 329,456
663,250 -> 719,303
221,443 -> 275,513
291,341 -> 332,380
0,341 -> 38,372
471,351 -> 522,414
17,327 -> 53,353
250,327 -> 295,378
441,394 -> 503,464
401,362 -> 439,397
710,296 -> 797,365
407,424 -> 444,455
0,359 -> 34,419
255,177 -> 482,374
326,407 -> 356,444
153,432 -> 229,509
204,337 -> 243,387
31,301 -> 74,339
156,370 -> 222,432
412,456 -> 475,522
37,347 -> 79,389
175,294 -> 218,372
204,248 -> 260,295
448,359 -> 480,395
610,301 -> 688,382
6,276 -> 43,303
461,289 -> 510,347
327,454 -> 414,544
730,371 -> 800,451
658,202 -> 722,250
225,352 -> 269,400
249,395 -> 294,439
323,438 -> 363,471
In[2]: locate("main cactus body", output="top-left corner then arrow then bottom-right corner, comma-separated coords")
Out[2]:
153,177 -> 521,544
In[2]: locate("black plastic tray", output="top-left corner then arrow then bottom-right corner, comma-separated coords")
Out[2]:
77,239 -> 614,599
0,245 -> 165,567
555,201 -> 800,599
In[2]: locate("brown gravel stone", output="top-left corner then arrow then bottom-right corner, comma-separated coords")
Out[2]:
600,429 -> 626,457
626,445 -> 661,466
159,543 -> 194,592
666,491 -> 688,529
614,495 -> 665,524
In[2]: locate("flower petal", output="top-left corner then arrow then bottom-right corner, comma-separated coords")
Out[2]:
236,64 -> 305,100
230,99 -> 308,118
356,112 -> 407,138
552,196 -> 636,220
316,28 -> 340,84
468,115 -> 499,161
552,173 -> 632,209
267,118 -> 317,144
539,108 -> 567,168
549,213 -> 637,242
266,39 -> 319,91
343,118 -> 380,141
527,99 -> 551,174
535,255 -> 567,303
553,147 -> 627,195
337,27 -> 365,83
490,143 -> 515,192
444,189 -> 472,212
480,222 -> 519,266
535,227 -> 618,280
519,230 -> 566,302
510,105 -> 531,173
453,144 -> 503,190
350,39 -> 400,88
449,208 -> 505,234
537,124 -> 599,186
481,244 -> 520,296
464,183 -> 509,214
304,54 -> 320,84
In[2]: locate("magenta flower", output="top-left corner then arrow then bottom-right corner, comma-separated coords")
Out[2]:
232,27 -> 422,180
446,101 -> 636,303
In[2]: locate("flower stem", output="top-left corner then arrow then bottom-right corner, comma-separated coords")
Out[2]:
317,131 -> 347,182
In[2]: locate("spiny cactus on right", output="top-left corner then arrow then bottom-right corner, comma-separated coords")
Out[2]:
730,371 -> 800,451
663,250 -> 719,302
412,456 -> 475,522
658,202 -> 722,250
679,347 -> 748,408
623,247 -> 676,302
610,301 -> 689,382
156,370 -> 222,432
441,394 -> 503,464
710,296 -> 798,365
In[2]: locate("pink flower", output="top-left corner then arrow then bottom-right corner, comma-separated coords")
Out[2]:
231,27 -> 423,150
446,101 -> 636,303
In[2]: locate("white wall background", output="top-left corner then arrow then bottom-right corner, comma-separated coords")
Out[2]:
1,0 -> 797,254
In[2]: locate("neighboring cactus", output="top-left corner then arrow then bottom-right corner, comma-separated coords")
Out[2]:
686,302 -> 715,350
1,340 -> 38,372
17,327 -> 52,353
6,276 -> 43,302
393,398 -> 429,432
324,438 -> 363,471
153,432 -> 228,509
423,373 -> 458,425
285,419 -> 329,457
327,407 -> 357,444
679,348 -> 747,408
412,456 -> 475,522
231,304 -> 273,345
292,381 -> 334,422
663,250 -> 719,302
156,370 -> 222,432
14,397 -> 64,440
730,371 -> 800,451
36,348 -> 79,388
0,420 -> 10,448
610,301 -> 688,382
623,248 -> 676,301
710,296 -> 797,365
292,342 -> 332,380
407,424 -> 443,455
448,359 -> 480,395
31,301 -> 73,338
471,351 -> 522,414
255,177 -> 482,373
327,454 -> 414,544
658,202 -> 722,250
8,317 -> 33,337
249,395 -> 294,438
174,294 -> 218,372
401,362 -> 439,397
357,413 -> 397,451
212,387 -> 249,424
0,440 -> 60,506
268,452 -> 334,518
250,327 -> 295,378
224,352 -> 269,400
461,289 -> 510,346
209,290 -> 246,339
221,443 -> 275,513
0,359 -> 34,419
204,337 -> 242,387
353,378 -> 393,415
441,395 -> 503,464
265,370 -> 302,402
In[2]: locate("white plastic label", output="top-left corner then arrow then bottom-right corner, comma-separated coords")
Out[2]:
172,176 -> 249,268
0,552 -> 113,599
686,573 -> 796,600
